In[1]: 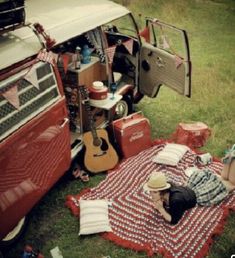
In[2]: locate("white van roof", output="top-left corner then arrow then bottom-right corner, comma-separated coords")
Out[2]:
0,0 -> 129,71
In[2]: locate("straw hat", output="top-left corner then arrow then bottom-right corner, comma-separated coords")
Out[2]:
143,172 -> 171,192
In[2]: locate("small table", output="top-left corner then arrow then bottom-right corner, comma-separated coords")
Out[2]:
89,93 -> 122,110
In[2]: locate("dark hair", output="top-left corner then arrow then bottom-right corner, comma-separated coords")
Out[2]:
159,188 -> 170,196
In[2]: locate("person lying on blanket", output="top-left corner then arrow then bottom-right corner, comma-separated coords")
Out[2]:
143,166 -> 235,225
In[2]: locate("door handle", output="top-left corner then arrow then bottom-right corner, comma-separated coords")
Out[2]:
60,118 -> 69,128
156,56 -> 165,67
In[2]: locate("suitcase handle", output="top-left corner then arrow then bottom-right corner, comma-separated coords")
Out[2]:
122,111 -> 142,123
121,119 -> 147,130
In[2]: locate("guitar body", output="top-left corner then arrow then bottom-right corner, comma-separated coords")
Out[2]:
83,128 -> 119,173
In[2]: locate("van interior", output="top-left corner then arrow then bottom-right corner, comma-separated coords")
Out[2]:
51,24 -> 140,154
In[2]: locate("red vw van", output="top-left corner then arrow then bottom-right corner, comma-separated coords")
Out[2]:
0,0 -> 191,246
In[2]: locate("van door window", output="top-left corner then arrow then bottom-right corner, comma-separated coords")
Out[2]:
0,62 -> 60,141
139,19 -> 191,98
149,20 -> 189,62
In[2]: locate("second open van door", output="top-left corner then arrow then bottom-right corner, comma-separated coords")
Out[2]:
139,18 -> 191,98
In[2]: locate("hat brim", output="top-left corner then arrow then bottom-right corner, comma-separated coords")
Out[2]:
143,182 -> 171,192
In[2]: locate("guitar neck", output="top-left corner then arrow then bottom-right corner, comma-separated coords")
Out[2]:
80,86 -> 99,140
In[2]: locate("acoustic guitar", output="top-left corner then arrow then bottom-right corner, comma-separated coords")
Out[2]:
79,85 -> 119,173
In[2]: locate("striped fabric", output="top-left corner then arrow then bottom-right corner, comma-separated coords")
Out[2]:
79,199 -> 112,235
187,169 -> 228,206
152,143 -> 190,166
67,143 -> 235,258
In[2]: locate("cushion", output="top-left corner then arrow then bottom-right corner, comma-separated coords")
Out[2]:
152,143 -> 189,166
79,199 -> 112,235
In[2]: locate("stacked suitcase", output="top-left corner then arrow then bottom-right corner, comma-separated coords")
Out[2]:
112,112 -> 152,158
0,0 -> 25,33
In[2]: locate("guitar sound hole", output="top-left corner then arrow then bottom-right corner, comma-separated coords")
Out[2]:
100,138 -> 109,151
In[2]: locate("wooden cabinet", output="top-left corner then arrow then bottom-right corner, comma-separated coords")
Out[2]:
67,56 -> 107,87
63,56 -> 121,134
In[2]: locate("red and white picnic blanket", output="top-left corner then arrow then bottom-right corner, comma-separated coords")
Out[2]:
66,141 -> 235,258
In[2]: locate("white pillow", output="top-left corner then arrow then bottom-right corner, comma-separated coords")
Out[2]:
79,199 -> 112,235
152,143 -> 189,166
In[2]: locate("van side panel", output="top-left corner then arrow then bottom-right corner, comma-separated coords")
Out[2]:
0,98 -> 71,239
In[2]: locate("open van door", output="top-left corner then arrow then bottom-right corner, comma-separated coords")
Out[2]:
139,18 -> 191,98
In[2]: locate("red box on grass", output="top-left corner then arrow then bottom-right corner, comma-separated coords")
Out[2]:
112,112 -> 152,158
172,122 -> 211,149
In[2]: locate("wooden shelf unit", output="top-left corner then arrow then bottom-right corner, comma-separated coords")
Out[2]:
63,56 -> 122,134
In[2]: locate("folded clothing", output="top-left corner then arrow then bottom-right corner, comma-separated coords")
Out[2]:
152,143 -> 190,166
187,169 -> 228,206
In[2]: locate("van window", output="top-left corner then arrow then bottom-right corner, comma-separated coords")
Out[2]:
105,14 -> 138,39
0,62 -> 60,141
149,22 -> 187,59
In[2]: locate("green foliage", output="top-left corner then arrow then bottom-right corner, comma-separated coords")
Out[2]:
4,0 -> 235,257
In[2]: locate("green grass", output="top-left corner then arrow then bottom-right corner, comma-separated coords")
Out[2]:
3,0 -> 235,257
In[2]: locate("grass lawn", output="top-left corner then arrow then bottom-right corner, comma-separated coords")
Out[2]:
3,0 -> 235,257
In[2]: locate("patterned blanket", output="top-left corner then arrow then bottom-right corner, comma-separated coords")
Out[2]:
66,142 -> 235,258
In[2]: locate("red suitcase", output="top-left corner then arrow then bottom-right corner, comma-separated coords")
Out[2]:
112,112 -> 152,158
